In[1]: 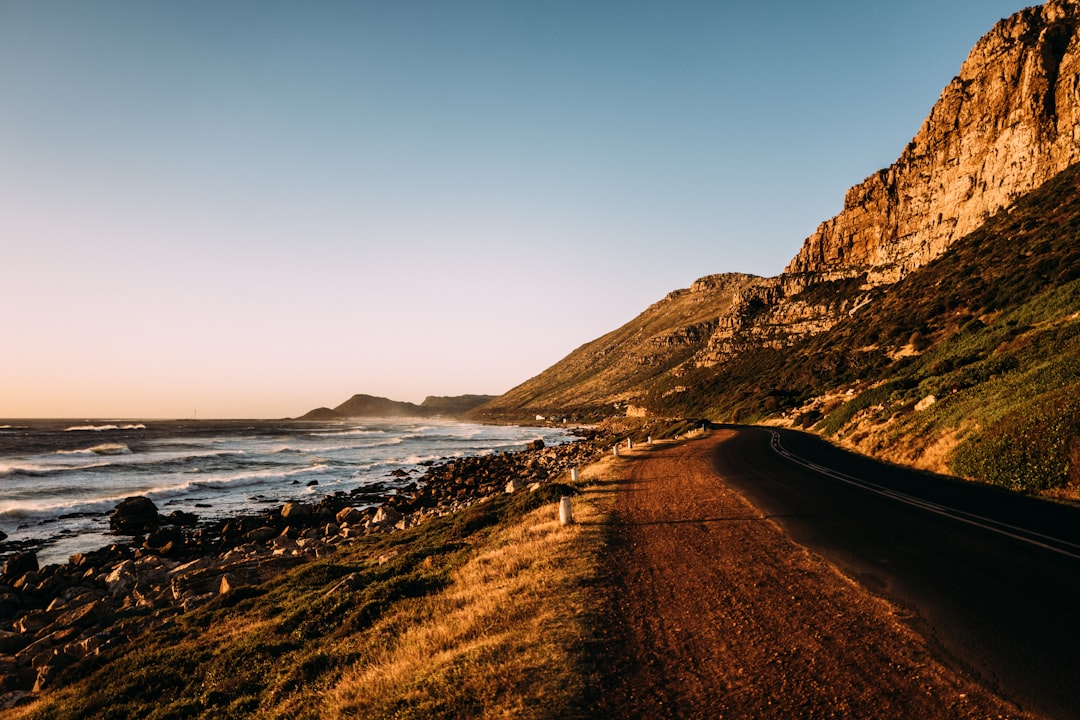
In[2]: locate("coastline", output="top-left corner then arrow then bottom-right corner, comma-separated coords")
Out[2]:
0,423 -> 613,705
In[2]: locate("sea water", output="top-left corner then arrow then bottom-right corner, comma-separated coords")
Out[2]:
0,419 -> 573,566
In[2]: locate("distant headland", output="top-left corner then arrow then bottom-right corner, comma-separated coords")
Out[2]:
297,393 -> 496,420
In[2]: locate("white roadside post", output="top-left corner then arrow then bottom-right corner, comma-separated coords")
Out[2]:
613,444 -> 620,457
570,467 -> 579,482
627,438 -> 633,450
559,496 -> 574,525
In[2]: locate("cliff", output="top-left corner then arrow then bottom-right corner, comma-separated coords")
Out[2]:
694,0 -> 1080,366
789,0 -> 1080,283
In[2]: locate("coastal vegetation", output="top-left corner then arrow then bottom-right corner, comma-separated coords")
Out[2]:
5,452 -> 622,719
474,162 -> 1080,499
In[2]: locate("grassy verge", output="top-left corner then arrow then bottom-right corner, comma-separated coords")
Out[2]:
6,456 -> 625,720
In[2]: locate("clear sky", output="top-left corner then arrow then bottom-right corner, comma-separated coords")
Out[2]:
1,0 -> 1030,419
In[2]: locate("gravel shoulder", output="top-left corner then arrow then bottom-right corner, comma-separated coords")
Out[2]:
591,431 -> 1040,719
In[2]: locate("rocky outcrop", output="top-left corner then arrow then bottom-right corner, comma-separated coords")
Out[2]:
696,1 -> 1080,367
788,0 -> 1080,284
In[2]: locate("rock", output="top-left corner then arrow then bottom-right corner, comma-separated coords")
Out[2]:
219,574 -> 237,594
528,439 -> 545,451
14,612 -> 47,635
110,496 -> 161,534
505,478 -> 527,493
167,510 -> 198,526
0,691 -> 32,710
281,502 -> 311,525
0,630 -> 27,654
2,552 -> 38,582
371,505 -> 403,527
104,560 -> 137,596
335,507 -> 365,525
915,395 -> 938,412
0,530 -> 7,542
244,526 -> 278,543
53,600 -> 110,630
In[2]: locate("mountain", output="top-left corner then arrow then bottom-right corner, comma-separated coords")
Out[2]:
473,1 -> 1080,498
300,394 -> 497,420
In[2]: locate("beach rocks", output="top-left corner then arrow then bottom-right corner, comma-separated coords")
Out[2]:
280,502 -> 312,525
372,506 -> 403,528
109,496 -> 161,535
1,553 -> 38,584
0,430 -> 609,702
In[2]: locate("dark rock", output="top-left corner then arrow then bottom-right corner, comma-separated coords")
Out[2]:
244,527 -> 278,543
372,505 -> 403,527
167,510 -> 198,526
280,502 -> 311,525
528,439 -> 546,451
110,496 -> 161,535
2,552 -> 38,582
335,507 -> 365,525
144,528 -> 182,552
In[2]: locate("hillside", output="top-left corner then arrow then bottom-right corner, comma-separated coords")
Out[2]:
474,273 -> 758,420
473,1 -> 1080,498
301,394 -> 496,420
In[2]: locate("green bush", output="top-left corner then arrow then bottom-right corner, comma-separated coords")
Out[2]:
951,390 -> 1080,492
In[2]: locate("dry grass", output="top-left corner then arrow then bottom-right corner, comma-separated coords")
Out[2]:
317,475 -> 612,719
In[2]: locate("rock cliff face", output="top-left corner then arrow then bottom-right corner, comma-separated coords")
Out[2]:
789,0 -> 1080,283
696,0 -> 1080,367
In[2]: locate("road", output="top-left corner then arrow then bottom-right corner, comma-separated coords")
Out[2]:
591,431 -> 1040,719
714,425 -> 1080,720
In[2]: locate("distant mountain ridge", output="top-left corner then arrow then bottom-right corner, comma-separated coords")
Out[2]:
472,1 -> 1080,498
300,394 -> 495,420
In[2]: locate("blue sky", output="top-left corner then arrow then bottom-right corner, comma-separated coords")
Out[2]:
1,0 -> 1030,418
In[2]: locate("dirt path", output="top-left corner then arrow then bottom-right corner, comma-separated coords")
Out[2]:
592,432 -> 1039,719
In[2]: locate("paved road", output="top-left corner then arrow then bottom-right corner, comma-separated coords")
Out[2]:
713,425 -> 1080,720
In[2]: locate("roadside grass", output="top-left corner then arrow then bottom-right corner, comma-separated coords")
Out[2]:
6,460 -> 621,720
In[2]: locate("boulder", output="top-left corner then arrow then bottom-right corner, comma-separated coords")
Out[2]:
505,478 -> 527,493
372,505 -> 403,527
110,496 -> 161,534
335,507 -> 365,525
281,502 -> 312,525
1,552 -> 38,582
166,510 -> 198,526
244,526 -> 278,543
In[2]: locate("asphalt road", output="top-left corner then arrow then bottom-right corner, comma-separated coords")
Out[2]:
712,425 -> 1080,720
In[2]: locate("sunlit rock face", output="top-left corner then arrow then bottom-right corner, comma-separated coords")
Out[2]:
788,0 -> 1080,284
698,1 -> 1080,366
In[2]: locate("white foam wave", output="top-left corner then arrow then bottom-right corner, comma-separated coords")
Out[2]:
64,423 -> 145,432
56,443 -> 132,457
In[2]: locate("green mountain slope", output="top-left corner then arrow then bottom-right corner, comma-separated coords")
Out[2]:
659,162 -> 1080,495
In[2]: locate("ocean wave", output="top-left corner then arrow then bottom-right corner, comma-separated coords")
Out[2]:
308,428 -> 383,438
64,423 -> 145,432
55,443 -> 132,457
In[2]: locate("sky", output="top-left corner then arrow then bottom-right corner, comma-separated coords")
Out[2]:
1,0 -> 1031,419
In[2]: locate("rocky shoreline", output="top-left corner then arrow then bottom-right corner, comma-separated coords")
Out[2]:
0,428 -> 611,708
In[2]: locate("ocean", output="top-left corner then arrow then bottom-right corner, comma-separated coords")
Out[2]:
0,419 -> 573,567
